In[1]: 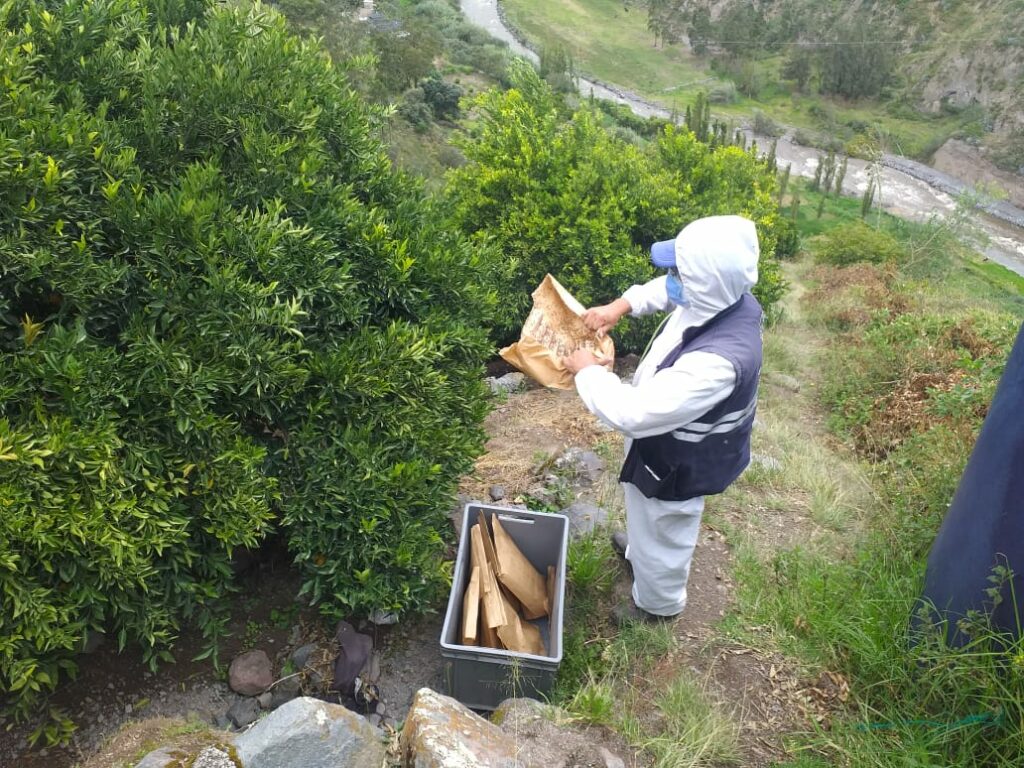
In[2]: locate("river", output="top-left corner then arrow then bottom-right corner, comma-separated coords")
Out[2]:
458,0 -> 1024,277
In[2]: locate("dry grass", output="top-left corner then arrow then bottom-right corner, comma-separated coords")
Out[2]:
461,386 -> 609,500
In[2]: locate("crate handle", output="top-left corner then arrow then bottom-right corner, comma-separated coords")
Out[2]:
497,514 -> 535,525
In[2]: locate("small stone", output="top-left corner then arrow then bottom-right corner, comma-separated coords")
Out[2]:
600,747 -> 626,768
229,650 -> 274,696
135,746 -> 182,768
367,713 -> 382,728
486,372 -> 525,396
124,703 -> 133,715
290,643 -> 318,670
227,697 -> 261,729
488,484 -> 506,502
375,701 -> 386,717
562,501 -> 609,539
214,713 -> 231,729
368,609 -> 398,626
270,675 -> 302,709
769,372 -> 801,392
257,692 -> 273,709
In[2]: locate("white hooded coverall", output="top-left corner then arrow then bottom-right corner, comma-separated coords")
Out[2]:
574,216 -> 760,616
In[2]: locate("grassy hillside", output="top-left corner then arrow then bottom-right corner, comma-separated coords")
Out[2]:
500,0 -> 1023,163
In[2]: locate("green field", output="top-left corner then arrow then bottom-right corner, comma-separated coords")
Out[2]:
500,0 -> 975,158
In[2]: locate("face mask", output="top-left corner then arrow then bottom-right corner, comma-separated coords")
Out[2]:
666,271 -> 689,307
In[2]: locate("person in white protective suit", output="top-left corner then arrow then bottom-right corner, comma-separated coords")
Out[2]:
563,215 -> 762,624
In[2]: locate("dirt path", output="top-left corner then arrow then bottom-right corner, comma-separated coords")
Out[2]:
466,260 -> 867,765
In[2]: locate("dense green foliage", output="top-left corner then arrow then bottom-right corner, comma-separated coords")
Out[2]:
813,222 -> 907,266
0,0 -> 492,726
446,62 -> 786,350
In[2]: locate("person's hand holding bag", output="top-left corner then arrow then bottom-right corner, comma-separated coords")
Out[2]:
581,298 -> 631,337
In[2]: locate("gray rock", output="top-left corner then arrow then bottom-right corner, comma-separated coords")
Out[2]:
368,713 -> 382,729
402,688 -> 520,768
290,643 -> 318,670
270,675 -> 302,708
193,746 -> 237,768
227,697 -> 260,729
235,697 -> 385,768
751,453 -> 782,473
368,609 -> 399,626
600,746 -> 626,768
561,501 -> 609,539
486,372 -> 525,396
214,713 -> 231,730
135,747 -> 183,768
257,692 -> 273,709
769,372 -> 801,392
488,484 -> 506,502
557,447 -> 606,485
229,650 -> 273,696
493,698 -> 623,768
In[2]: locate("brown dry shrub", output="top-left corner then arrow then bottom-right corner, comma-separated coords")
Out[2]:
854,369 -> 970,458
805,264 -> 909,332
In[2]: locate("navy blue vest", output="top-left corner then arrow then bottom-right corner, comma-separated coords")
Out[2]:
620,293 -> 763,501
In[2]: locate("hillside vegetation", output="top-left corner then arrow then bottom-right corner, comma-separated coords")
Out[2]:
502,0 -> 1024,164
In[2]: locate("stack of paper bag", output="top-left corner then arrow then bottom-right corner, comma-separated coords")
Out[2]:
460,510 -> 551,656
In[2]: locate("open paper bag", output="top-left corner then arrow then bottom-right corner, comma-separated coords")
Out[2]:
500,274 -> 615,390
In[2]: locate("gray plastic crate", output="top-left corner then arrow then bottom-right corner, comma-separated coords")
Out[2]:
439,503 -> 568,710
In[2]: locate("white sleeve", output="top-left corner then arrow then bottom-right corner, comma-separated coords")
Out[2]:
573,352 -> 736,439
622,275 -> 672,317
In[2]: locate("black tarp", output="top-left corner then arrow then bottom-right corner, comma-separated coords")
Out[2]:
919,321 -> 1024,644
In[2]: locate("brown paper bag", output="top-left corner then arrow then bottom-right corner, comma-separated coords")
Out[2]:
461,566 -> 480,646
495,589 -> 546,656
492,515 -> 549,620
500,274 -> 615,390
471,524 -> 507,634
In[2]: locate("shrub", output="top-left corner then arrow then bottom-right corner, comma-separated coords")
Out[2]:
707,81 -> 738,104
813,223 -> 908,266
752,109 -> 782,138
398,87 -> 434,132
0,0 -> 492,726
447,63 -> 787,348
421,72 -> 463,121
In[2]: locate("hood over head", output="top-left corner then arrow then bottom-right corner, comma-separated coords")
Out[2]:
656,215 -> 759,321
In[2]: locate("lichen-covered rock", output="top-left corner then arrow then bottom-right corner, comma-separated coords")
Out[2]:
234,696 -> 384,768
192,746 -> 239,768
401,688 -> 525,768
493,698 -> 626,768
229,650 -> 274,696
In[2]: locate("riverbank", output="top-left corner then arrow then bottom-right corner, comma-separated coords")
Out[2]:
457,0 -> 1024,276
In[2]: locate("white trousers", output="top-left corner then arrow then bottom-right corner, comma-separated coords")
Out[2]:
622,483 -> 705,616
